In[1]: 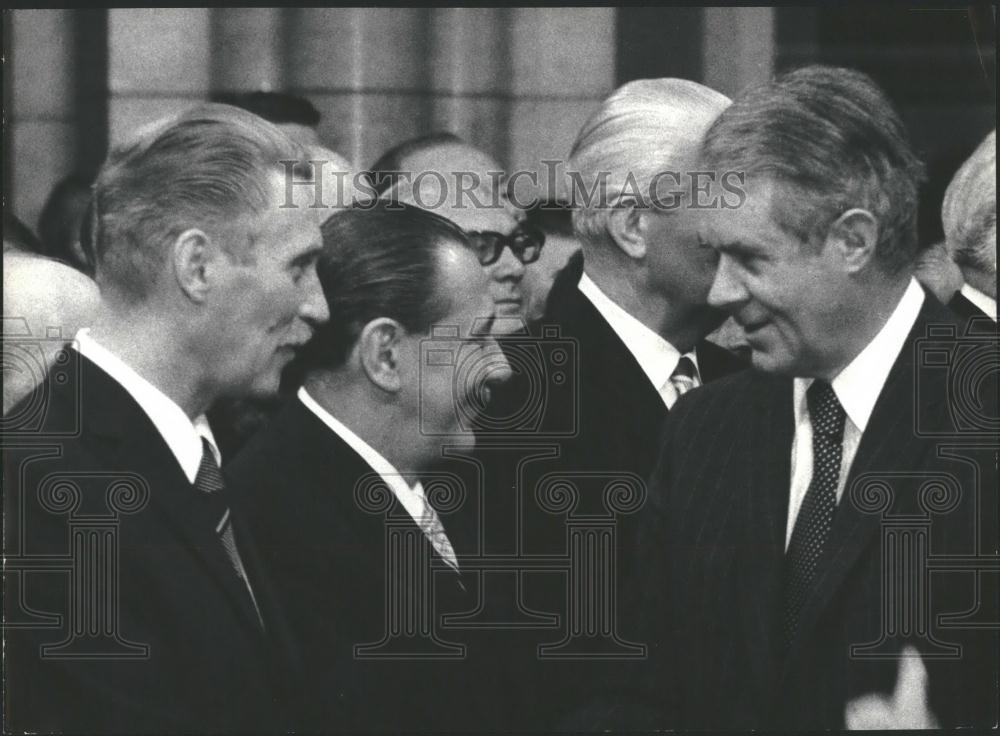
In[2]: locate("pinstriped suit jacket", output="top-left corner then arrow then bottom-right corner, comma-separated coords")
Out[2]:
641,293 -> 998,729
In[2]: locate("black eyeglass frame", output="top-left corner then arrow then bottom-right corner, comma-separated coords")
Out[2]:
466,226 -> 545,266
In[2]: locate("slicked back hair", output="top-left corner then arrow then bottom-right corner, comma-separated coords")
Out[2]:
568,78 -> 731,247
942,129 -> 996,277
700,65 -> 926,273
297,200 -> 470,372
92,103 -> 305,302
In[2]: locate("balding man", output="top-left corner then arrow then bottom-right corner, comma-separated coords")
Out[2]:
375,134 -> 539,331
942,129 -> 996,322
3,104 -> 328,733
3,252 -> 100,414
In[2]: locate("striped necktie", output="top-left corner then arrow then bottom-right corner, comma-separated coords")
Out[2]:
414,483 -> 459,572
194,438 -> 264,628
661,354 -> 701,408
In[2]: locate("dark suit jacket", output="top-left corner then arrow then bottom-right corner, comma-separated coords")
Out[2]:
475,259 -> 747,729
642,294 -> 998,729
3,353 -> 293,734
949,289 -> 995,327
227,397 -> 508,732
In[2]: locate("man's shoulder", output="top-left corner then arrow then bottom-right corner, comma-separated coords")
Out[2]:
673,367 -> 771,417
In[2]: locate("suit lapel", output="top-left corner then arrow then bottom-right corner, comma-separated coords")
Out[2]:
549,281 -> 666,444
738,372 -> 793,698
292,401 -> 466,585
783,299 -> 953,668
79,355 -> 267,639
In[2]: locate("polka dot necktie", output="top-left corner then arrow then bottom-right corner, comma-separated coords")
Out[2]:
194,438 -> 264,629
782,380 -> 846,650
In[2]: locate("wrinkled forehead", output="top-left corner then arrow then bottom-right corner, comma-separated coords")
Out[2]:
439,203 -> 518,234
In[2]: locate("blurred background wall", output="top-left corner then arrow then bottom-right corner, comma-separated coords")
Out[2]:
3,6 -> 996,244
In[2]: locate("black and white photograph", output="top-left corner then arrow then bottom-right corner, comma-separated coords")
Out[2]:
2,5 -> 997,733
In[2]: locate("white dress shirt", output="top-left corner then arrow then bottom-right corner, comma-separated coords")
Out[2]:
960,282 -> 997,321
73,329 -> 220,481
578,272 -> 698,409
297,387 -> 458,570
785,278 -> 925,549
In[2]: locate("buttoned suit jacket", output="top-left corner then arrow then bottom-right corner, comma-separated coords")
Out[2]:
3,353 -> 294,734
641,293 -> 998,729
227,397 -> 507,732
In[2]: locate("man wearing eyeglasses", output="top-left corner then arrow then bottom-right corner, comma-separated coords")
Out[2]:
378,141 -> 540,333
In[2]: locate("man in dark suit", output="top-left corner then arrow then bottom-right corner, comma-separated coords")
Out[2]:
941,129 -> 996,324
645,66 -> 998,730
475,78 -> 746,729
3,104 -> 329,732
228,201 -> 514,731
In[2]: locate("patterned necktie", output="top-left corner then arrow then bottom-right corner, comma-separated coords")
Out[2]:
783,380 -> 846,649
194,438 -> 264,628
414,484 -> 459,572
661,354 -> 701,407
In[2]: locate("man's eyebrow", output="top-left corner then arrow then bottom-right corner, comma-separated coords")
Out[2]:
289,245 -> 323,268
713,240 -> 761,255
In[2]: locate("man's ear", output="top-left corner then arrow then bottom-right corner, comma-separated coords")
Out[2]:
173,228 -> 214,302
825,208 -> 879,272
357,317 -> 405,393
606,200 -> 647,259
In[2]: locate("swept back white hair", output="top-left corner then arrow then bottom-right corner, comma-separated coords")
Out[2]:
942,129 -> 996,278
567,78 -> 730,245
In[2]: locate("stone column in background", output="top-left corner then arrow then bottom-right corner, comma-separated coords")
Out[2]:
507,8 -> 617,205
210,8 -> 285,93
106,8 -> 211,147
9,10 -> 79,230
285,7 -> 433,167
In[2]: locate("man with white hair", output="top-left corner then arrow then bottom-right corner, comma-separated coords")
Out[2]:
942,129 -> 996,322
495,78 -> 746,730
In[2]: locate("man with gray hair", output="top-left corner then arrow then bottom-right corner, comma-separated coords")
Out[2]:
3,103 -> 328,732
644,65 -> 996,730
942,129 -> 996,322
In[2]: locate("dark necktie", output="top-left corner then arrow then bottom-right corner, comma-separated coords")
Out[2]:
783,380 -> 846,649
194,438 -> 264,628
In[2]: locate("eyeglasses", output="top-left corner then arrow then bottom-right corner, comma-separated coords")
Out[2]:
466,226 -> 545,266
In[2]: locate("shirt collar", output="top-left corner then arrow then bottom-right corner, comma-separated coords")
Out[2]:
297,387 -> 427,520
72,329 -> 220,483
577,271 -> 696,390
793,277 -> 925,432
960,282 -> 997,321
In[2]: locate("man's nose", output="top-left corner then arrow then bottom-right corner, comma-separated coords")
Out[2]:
491,245 -> 526,281
707,254 -> 747,312
299,267 -> 330,326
